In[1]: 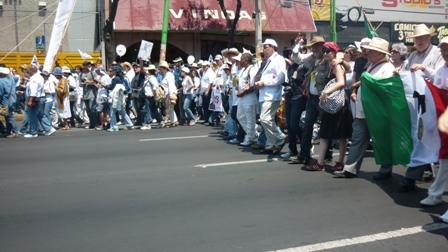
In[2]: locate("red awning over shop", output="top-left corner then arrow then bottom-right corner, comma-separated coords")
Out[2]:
115,0 -> 316,33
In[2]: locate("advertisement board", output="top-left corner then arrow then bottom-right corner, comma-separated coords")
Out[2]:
391,22 -> 448,44
311,0 -> 447,23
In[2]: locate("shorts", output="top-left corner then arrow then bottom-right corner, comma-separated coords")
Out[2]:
96,101 -> 109,113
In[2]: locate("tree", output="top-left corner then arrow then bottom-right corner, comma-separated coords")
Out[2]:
217,0 -> 242,48
103,0 -> 120,67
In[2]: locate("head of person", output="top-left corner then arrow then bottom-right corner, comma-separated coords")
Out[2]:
362,37 -> 390,64
390,42 -> 409,62
173,57 -> 183,67
202,61 -> 211,71
409,24 -> 437,53
232,54 -> 242,68
343,46 -> 358,62
52,67 -> 64,79
62,66 -> 71,77
112,66 -> 123,77
82,61 -> 90,71
29,65 -> 38,75
111,61 -> 117,67
222,64 -> 230,75
158,61 -> 170,75
214,54 -> 223,66
180,67 -> 190,77
438,37 -> 448,65
0,66 -> 10,77
357,38 -> 372,58
191,69 -> 199,77
132,62 -> 141,73
322,42 -> 339,62
189,63 -> 198,71
223,48 -> 239,61
262,38 -> 278,58
302,47 -> 308,54
107,68 -> 114,77
145,64 -> 157,76
240,53 -> 253,68
95,66 -> 107,76
75,65 -> 82,73
305,36 -> 326,59
40,70 -> 50,80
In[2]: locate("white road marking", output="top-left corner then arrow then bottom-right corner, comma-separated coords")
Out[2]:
139,135 -> 209,141
195,158 -> 282,168
268,223 -> 448,252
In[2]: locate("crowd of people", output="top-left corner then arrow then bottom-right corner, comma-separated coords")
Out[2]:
1,23 -> 448,222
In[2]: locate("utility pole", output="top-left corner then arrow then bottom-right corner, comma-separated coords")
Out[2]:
330,0 -> 337,43
160,0 -> 170,62
254,0 -> 262,58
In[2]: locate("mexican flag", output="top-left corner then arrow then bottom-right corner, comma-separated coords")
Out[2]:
361,71 -> 448,166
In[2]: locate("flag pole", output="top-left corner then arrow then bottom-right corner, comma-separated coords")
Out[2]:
52,0 -> 77,68
356,0 -> 374,31
160,0 -> 170,62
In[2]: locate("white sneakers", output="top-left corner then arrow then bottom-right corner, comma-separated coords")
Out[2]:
140,125 -> 151,130
240,140 -> 251,146
229,138 -> 240,144
24,134 -> 37,138
280,151 -> 297,160
45,128 -> 56,136
420,195 -> 443,206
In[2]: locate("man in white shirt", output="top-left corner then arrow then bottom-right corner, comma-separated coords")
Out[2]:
200,61 -> 216,124
334,37 -> 395,179
255,39 -> 286,154
208,54 -> 227,125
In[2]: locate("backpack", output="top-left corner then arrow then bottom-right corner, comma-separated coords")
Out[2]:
154,86 -> 166,103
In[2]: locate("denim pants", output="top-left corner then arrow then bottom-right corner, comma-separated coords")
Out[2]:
109,105 -> 133,130
133,97 -> 144,125
285,96 -> 306,155
28,99 -> 53,135
230,105 -> 246,142
143,96 -> 162,125
84,98 -> 97,128
4,106 -> 18,134
183,94 -> 195,123
224,104 -> 238,137
201,93 -> 211,122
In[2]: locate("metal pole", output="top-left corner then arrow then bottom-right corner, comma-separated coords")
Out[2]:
160,0 -> 170,62
330,0 -> 336,43
255,0 -> 262,58
14,0 -> 19,51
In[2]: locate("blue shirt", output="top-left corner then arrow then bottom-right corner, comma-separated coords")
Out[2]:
0,76 -> 17,108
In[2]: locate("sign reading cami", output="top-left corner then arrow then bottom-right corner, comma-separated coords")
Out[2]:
391,23 -> 448,44
115,0 -> 316,33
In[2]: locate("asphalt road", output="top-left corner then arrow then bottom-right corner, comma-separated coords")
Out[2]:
0,123 -> 447,252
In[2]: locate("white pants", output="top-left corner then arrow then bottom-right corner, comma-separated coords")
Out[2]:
428,159 -> 448,198
165,95 -> 178,123
260,100 -> 284,149
237,104 -> 257,141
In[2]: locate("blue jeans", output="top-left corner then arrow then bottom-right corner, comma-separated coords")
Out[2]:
143,96 -> 162,125
285,96 -> 306,155
28,99 -> 53,135
44,101 -> 53,125
4,106 -> 18,134
257,129 -> 266,146
84,98 -> 97,128
183,94 -> 195,123
109,105 -> 133,130
224,105 -> 238,137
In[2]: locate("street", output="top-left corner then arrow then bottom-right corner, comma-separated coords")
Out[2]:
0,124 -> 447,252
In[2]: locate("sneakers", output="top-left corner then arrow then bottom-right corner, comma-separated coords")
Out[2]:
126,126 -> 135,130
331,162 -> 344,171
189,122 -> 195,126
420,195 -> 443,206
158,122 -> 165,128
333,170 -> 357,178
251,144 -> 264,150
24,134 -> 38,138
305,161 -> 324,171
240,140 -> 252,146
6,134 -> 19,138
45,128 -> 57,136
280,151 -> 298,160
140,125 -> 151,130
229,138 -> 240,144
107,128 -> 119,132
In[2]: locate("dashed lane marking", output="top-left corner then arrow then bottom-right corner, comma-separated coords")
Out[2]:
139,135 -> 209,141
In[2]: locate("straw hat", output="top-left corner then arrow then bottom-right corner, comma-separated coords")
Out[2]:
409,24 -> 437,38
232,54 -> 242,61
144,64 -> 156,71
305,36 -> 325,47
361,37 -> 391,55
158,61 -> 170,70
222,48 -> 239,58
173,57 -> 183,63
61,66 -> 71,74
40,70 -> 50,76
121,62 -> 132,68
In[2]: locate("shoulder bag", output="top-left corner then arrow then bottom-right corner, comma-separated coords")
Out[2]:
319,78 -> 345,114
0,79 -> 14,117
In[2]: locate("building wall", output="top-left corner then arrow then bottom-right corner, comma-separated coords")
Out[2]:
0,0 -> 98,53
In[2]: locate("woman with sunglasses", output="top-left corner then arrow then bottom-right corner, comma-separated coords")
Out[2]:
389,42 -> 409,69
306,42 -> 353,171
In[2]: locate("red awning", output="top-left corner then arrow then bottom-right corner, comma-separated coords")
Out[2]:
115,0 -> 316,33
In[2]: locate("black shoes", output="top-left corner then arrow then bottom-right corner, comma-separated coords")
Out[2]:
398,178 -> 416,192
291,158 -> 310,165
373,172 -> 392,180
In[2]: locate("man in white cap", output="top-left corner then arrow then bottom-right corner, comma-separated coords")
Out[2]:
254,38 -> 287,154
399,24 -> 444,191
207,54 -> 226,126
334,37 -> 396,179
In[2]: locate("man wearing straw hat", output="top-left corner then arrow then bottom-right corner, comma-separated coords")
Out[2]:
398,24 -> 445,191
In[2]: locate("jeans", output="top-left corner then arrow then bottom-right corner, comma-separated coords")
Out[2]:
143,96 -> 162,125
84,99 -> 97,128
110,105 -> 133,130
44,101 -> 53,125
133,97 -> 144,125
230,105 -> 246,142
201,93 -> 211,122
28,99 -> 53,135
224,105 -> 238,137
20,106 -> 29,133
183,94 -> 195,123
285,96 -> 306,155
4,106 -> 18,134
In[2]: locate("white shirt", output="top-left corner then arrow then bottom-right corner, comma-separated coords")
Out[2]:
161,71 -> 177,97
213,65 -> 227,92
434,64 -> 448,90
356,61 -> 395,119
144,75 -> 159,97
182,76 -> 194,95
27,72 -> 44,97
43,78 -> 55,102
237,65 -> 258,106
201,68 -> 216,94
259,52 -> 286,102
126,70 -> 135,82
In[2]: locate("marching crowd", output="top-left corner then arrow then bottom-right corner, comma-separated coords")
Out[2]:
1,23 -> 448,222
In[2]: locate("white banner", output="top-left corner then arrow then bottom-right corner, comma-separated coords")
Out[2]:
43,0 -> 76,72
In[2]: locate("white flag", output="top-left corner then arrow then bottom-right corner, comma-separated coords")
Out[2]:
43,0 -> 76,72
208,54 -> 213,63
78,49 -> 92,60
31,55 -> 40,67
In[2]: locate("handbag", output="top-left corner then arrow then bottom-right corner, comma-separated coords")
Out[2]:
0,79 -> 14,117
319,78 -> 345,114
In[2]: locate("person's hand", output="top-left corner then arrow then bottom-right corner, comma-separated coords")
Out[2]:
393,67 -> 402,75
319,91 -> 328,104
439,107 -> 448,133
410,64 -> 426,72
236,91 -> 245,97
255,81 -> 264,89
205,91 -> 209,96
331,58 -> 343,68
350,92 -> 357,102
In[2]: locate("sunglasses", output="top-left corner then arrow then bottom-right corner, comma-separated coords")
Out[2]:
390,50 -> 399,54
322,47 -> 333,54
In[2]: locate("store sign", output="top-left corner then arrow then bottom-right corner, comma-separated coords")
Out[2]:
311,0 -> 447,22
391,23 -> 448,44
35,35 -> 45,50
